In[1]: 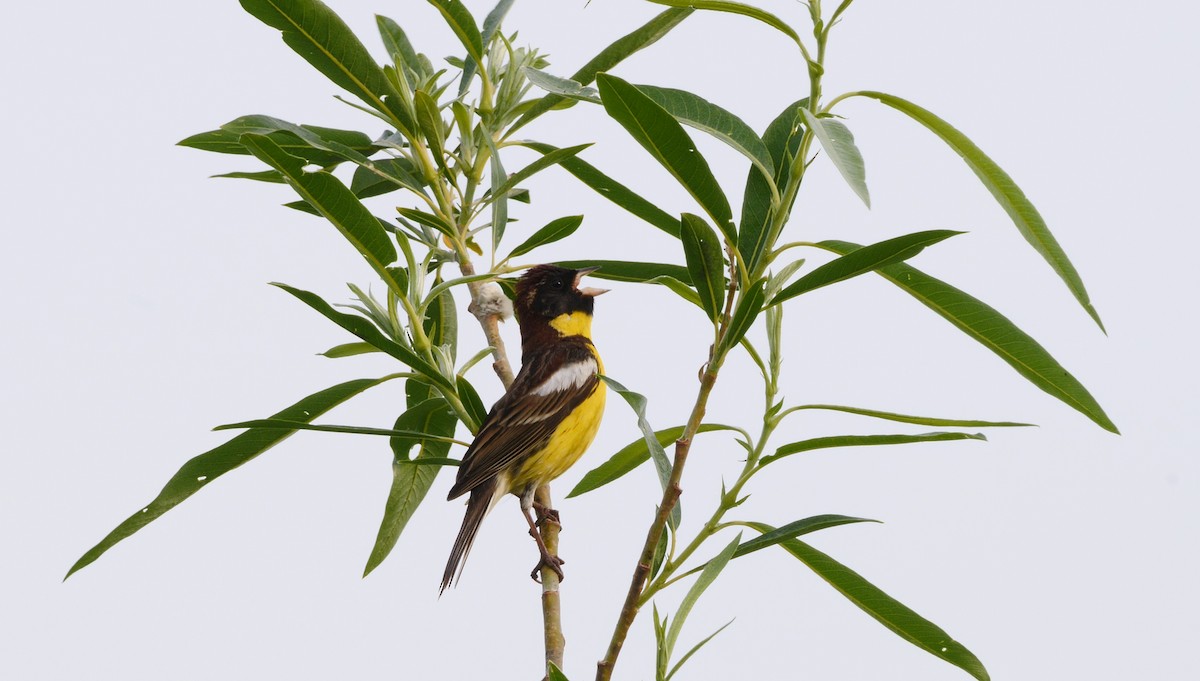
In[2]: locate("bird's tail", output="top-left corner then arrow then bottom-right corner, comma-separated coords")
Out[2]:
441,478 -> 499,594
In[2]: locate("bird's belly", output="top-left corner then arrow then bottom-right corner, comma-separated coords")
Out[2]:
513,381 -> 606,489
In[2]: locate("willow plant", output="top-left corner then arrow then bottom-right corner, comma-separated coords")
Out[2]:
67,2 -> 1115,681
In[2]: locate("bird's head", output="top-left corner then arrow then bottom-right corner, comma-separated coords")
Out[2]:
514,265 -> 608,340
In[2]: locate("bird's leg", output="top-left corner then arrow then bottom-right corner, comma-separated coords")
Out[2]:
521,486 -> 565,583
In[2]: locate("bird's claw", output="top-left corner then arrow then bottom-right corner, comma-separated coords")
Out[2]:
530,553 -> 566,583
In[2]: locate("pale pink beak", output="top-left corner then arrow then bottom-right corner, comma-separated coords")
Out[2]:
574,266 -> 610,297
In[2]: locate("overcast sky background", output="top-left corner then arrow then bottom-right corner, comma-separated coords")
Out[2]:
3,1 -> 1197,679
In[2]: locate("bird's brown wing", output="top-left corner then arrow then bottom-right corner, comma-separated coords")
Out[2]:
448,341 -> 599,499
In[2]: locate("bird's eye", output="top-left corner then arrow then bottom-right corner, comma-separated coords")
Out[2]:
552,278 -> 564,289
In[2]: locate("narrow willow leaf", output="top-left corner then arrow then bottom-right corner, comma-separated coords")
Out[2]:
424,283 -> 457,361
665,620 -> 733,681
320,341 -> 381,358
648,275 -> 703,310
554,259 -> 692,285
748,523 -> 991,681
596,73 -> 735,241
799,108 -> 870,207
820,240 -> 1118,433
490,143 -> 591,200
212,169 -> 286,183
849,90 -> 1103,330
425,0 -> 484,66
396,207 -> 456,238
350,158 -> 425,198
375,15 -> 420,90
510,8 -> 693,132
649,524 -> 669,580
679,515 -> 878,580
546,662 -> 571,681
718,280 -> 765,353
786,404 -> 1033,428
637,84 -> 774,185
679,213 -> 727,320
66,376 -> 400,578
509,215 -> 584,258
211,419 -> 464,445
272,283 -> 455,393
646,0 -> 802,47
240,134 -> 399,290
654,605 -> 669,681
568,424 -> 738,497
598,376 -> 680,528
761,432 -> 987,467
365,396 -> 459,575
456,376 -> 488,431
459,0 -> 513,96
739,98 -> 808,274
665,533 -> 741,660
239,0 -> 412,132
181,122 -> 376,166
770,230 -> 962,305
517,141 -> 679,237
414,90 -> 446,165
523,67 -> 601,103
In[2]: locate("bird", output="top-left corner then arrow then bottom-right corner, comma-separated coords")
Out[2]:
441,264 -> 609,593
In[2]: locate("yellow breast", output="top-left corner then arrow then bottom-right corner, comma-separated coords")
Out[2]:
513,312 -> 605,489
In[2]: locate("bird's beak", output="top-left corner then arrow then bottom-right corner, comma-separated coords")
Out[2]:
574,266 -> 609,297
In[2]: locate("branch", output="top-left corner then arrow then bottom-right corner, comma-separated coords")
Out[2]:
596,245 -> 741,681
459,257 -> 564,676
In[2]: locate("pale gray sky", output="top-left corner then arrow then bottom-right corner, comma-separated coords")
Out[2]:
3,1 -> 1197,680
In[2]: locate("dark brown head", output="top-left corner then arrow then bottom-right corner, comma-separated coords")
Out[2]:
514,265 -> 608,346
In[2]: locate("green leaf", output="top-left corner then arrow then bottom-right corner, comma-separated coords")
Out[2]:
771,230 -> 962,305
490,143 -> 592,201
733,515 -> 878,559
211,419 -> 464,445
517,141 -> 679,237
510,8 -> 693,132
350,158 -> 426,198
761,432 -> 987,467
596,73 -> 735,241
211,169 -> 286,183
718,280 -> 765,353
679,213 -> 727,321
523,67 -> 601,103
396,207 -> 456,238
554,260 -> 692,285
66,376 -> 400,578
459,0 -> 513,96
365,396 -> 459,575
568,424 -> 738,497
424,282 -> 458,359
180,122 -> 376,166
848,91 -> 1103,330
320,341 -> 381,358
646,0 -> 802,48
239,134 -> 400,290
598,376 -> 680,528
239,0 -> 412,132
819,240 -> 1118,433
648,275 -> 704,311
456,376 -> 488,431
546,661 -> 571,681
272,283 -> 455,393
509,215 -> 584,258
665,533 -> 740,660
739,99 -> 808,274
799,109 -> 870,207
375,15 -> 421,89
414,90 -> 446,165
785,404 -> 1033,428
636,84 -> 774,187
665,620 -> 733,681
748,524 -> 991,681
425,0 -> 484,66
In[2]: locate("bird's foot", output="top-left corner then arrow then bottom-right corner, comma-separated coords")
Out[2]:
530,552 -> 566,584
533,502 -> 561,529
